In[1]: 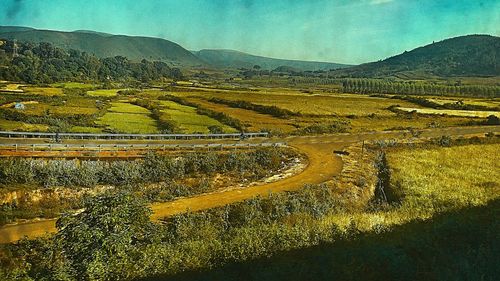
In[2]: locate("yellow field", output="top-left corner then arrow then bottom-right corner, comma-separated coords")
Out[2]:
0,119 -> 49,132
387,144 -> 500,217
159,100 -> 236,133
427,98 -> 500,109
87,89 -> 122,97
324,143 -> 500,232
186,97 -> 298,132
396,107 -> 500,118
96,102 -> 158,133
21,87 -> 64,96
51,82 -> 96,89
172,91 -> 417,117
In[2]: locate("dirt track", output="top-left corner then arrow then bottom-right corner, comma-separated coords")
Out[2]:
0,125 -> 499,243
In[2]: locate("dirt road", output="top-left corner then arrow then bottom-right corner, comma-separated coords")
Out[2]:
0,125 -> 498,243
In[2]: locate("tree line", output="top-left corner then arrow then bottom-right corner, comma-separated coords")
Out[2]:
0,40 -> 183,84
342,78 -> 499,98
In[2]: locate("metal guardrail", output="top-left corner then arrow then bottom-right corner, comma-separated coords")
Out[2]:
0,131 -> 269,140
0,142 -> 286,152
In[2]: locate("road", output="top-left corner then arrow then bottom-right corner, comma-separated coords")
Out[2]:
0,125 -> 499,243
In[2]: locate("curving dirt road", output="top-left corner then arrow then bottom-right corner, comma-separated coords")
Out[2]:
0,125 -> 499,243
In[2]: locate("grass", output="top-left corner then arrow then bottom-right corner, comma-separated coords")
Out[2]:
0,119 -> 49,132
185,97 -> 298,132
159,100 -> 237,133
21,87 -> 64,96
96,102 -> 158,133
314,143 -> 500,235
68,126 -> 103,133
427,98 -> 500,109
395,107 -> 500,118
173,91 -> 418,117
87,89 -> 122,97
51,82 -> 96,89
386,144 -> 499,218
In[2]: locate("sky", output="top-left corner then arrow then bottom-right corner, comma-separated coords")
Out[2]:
1,0 -> 499,64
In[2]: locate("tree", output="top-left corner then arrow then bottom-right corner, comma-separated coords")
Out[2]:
55,191 -> 154,280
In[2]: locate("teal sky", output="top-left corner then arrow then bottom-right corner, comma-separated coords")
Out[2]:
1,0 -> 499,64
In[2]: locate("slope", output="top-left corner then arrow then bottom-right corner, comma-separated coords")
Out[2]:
192,49 -> 351,71
332,34 -> 500,78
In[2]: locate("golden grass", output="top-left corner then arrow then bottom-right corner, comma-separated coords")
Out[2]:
323,144 -> 500,232
159,100 -> 237,133
0,119 -> 49,132
427,98 -> 500,109
172,91 -> 418,117
51,82 -> 95,89
87,89 -> 122,97
186,97 -> 298,132
396,107 -> 500,118
21,87 -> 64,96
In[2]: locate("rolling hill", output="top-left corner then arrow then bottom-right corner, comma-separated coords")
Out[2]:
0,26 -> 205,67
192,49 -> 351,71
332,35 -> 500,78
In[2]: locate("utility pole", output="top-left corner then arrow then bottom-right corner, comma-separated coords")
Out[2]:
12,39 -> 18,58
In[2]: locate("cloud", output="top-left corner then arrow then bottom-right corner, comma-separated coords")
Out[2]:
370,0 -> 394,5
4,0 -> 25,21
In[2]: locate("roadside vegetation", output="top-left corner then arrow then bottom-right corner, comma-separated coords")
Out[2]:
0,147 -> 298,224
1,139 -> 498,280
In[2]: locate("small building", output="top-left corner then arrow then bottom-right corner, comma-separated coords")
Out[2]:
14,102 -> 25,110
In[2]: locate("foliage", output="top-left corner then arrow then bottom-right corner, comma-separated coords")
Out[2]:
342,78 -> 499,97
55,191 -> 154,280
0,40 -> 182,84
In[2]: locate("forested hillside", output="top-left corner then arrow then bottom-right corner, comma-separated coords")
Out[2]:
0,26 -> 204,67
332,35 -> 500,78
0,39 -> 182,83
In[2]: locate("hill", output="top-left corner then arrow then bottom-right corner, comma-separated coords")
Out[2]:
0,26 -> 205,67
332,35 -> 500,78
192,49 -> 351,71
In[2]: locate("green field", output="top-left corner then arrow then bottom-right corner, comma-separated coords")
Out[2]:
96,102 -> 158,133
159,100 -> 236,133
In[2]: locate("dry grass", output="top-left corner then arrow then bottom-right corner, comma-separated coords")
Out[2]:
427,98 -> 500,109
322,143 -> 500,232
21,87 -> 64,96
396,107 -> 500,118
0,119 -> 49,132
173,91 -> 417,117
87,89 -> 122,97
186,97 -> 298,132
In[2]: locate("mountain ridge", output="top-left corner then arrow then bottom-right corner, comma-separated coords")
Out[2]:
192,49 -> 351,71
332,34 -> 500,78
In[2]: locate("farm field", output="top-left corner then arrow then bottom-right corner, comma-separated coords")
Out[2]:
185,97 -> 299,132
173,90 -> 419,117
395,107 -> 500,118
426,97 -> 500,109
87,89 -> 122,97
95,102 -> 158,133
159,100 -> 236,133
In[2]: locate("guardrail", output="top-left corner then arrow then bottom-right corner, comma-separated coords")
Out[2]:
0,142 -> 286,152
0,131 -> 269,140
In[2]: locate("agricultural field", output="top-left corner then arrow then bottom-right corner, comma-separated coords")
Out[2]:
95,101 -> 158,133
426,97 -> 500,109
395,107 -> 500,118
186,97 -> 299,132
86,89 -> 122,97
173,91 -> 419,117
21,87 -> 64,96
159,100 -> 236,133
